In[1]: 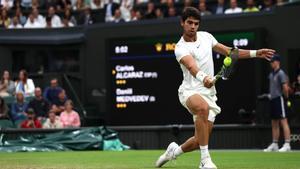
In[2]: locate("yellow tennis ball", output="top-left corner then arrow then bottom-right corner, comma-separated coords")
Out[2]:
223,57 -> 232,67
287,100 -> 292,107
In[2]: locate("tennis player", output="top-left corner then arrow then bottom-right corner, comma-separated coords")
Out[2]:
155,7 -> 275,169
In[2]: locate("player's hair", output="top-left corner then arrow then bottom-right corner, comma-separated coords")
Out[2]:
181,7 -> 201,22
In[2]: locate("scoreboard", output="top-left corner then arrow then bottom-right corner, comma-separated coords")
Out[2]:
107,30 -> 264,125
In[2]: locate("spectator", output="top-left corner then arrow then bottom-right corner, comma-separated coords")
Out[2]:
1,0 -> 14,9
198,1 -> 212,16
20,108 -> 42,128
56,0 -> 72,12
14,7 -> 27,25
0,70 -> 15,97
63,8 -> 77,26
244,0 -> 259,12
24,13 -> 43,28
0,97 -> 9,119
129,8 -> 138,21
167,6 -> 177,17
45,15 -> 52,28
47,6 -> 63,28
155,8 -> 164,19
10,91 -> 28,126
15,69 -> 35,96
120,0 -> 133,21
212,0 -> 226,14
262,0 -> 274,11
12,0 -> 22,10
90,0 -> 103,9
224,0 -> 242,14
60,100 -> 80,128
32,7 -> 46,26
111,8 -> 125,23
144,2 -> 156,19
43,110 -> 62,128
43,78 -> 63,104
27,87 -> 50,121
8,17 -> 23,29
165,0 -> 174,10
43,0 -> 57,9
62,17 -> 74,27
73,0 -> 85,11
0,8 -> 11,28
21,0 -> 32,9
104,0 -> 120,22
51,89 -> 67,114
31,0 -> 39,9
135,10 -> 143,20
183,0 -> 192,8
78,6 -> 95,25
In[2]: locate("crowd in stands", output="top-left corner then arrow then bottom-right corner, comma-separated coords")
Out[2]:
0,69 -> 81,129
0,0 -> 292,28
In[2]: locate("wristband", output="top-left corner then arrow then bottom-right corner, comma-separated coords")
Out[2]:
250,50 -> 257,58
196,71 -> 208,82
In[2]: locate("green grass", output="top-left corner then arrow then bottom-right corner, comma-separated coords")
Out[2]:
0,150 -> 299,169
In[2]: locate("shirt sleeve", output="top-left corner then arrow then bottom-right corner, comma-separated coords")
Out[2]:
278,71 -> 288,84
174,45 -> 191,62
207,32 -> 218,47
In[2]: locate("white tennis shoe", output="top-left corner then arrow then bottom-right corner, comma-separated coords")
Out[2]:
155,142 -> 178,168
279,143 -> 291,152
200,157 -> 217,169
263,143 -> 279,152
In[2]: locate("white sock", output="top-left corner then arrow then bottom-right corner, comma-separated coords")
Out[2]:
173,146 -> 183,157
200,145 -> 210,160
272,140 -> 278,145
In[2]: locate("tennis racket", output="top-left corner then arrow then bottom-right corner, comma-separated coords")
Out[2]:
212,47 -> 239,84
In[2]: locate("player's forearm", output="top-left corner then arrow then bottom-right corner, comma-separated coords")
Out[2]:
283,84 -> 289,98
180,56 -> 201,78
238,49 -> 257,59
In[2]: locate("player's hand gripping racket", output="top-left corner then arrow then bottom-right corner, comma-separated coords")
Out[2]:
212,47 -> 239,84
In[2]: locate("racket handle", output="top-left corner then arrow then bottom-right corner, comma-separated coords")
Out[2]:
212,75 -> 220,84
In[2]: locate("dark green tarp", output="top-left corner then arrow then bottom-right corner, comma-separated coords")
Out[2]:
0,127 -> 129,152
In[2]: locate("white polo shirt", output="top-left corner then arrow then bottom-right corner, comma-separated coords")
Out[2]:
175,31 -> 218,96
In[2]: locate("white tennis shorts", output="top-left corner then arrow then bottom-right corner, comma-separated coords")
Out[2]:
178,90 -> 221,123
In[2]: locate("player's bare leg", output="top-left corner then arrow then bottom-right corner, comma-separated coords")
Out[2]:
181,122 -> 214,152
186,94 -> 217,169
264,120 -> 280,152
279,118 -> 291,152
156,94 -> 216,168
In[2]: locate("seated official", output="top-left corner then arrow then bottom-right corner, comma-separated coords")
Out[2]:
60,100 -> 81,128
20,108 -> 42,128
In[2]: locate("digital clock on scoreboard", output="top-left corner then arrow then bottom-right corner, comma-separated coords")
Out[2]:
107,30 -> 265,125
